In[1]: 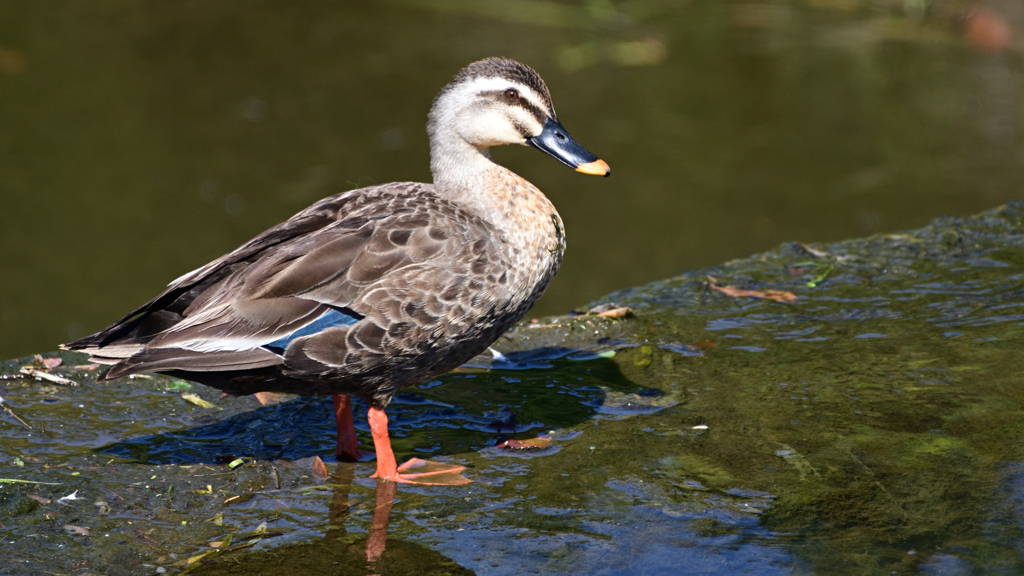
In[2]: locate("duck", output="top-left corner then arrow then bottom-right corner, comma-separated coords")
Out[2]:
62,57 -> 610,485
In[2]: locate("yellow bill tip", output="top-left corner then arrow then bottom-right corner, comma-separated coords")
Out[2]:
576,159 -> 611,177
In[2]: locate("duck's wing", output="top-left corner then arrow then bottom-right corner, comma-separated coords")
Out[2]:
63,183 -> 506,382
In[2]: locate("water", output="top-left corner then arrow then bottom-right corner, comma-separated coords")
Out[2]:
3,1 -> 1024,358
3,203 -> 1024,574
5,2 -> 1024,574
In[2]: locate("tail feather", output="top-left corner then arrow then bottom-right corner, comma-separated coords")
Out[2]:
99,347 -> 284,382
60,343 -> 143,359
63,310 -> 186,352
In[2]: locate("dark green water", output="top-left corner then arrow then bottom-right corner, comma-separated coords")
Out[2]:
5,2 -> 1024,574
3,1 -> 1024,358
3,203 -> 1024,574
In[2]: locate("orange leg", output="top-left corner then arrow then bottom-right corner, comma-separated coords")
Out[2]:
367,406 -> 471,485
333,394 -> 366,462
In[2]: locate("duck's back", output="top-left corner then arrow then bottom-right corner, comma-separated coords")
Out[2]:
67,182 -> 550,404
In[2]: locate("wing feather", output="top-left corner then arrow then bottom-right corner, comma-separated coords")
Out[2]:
64,182 -> 511,387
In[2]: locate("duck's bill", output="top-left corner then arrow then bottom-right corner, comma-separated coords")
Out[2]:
527,117 -> 611,177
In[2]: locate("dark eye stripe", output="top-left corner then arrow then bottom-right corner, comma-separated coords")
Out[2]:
481,90 -> 549,124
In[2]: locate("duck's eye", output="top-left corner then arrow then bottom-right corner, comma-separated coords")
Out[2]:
504,89 -> 519,101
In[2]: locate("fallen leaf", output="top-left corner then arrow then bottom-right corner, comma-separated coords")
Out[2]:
310,456 -> 329,479
181,392 -> 217,409
26,494 -> 51,504
63,524 -> 90,537
496,437 -> 552,450
596,306 -> 634,319
707,280 -> 798,303
71,363 -> 100,371
691,340 -> 717,350
586,303 -> 633,318
41,357 -> 62,369
252,391 -> 287,406
163,380 -> 193,391
184,551 -> 212,566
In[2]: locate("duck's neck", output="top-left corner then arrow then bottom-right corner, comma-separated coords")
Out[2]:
427,114 -> 566,294
428,124 -> 557,233
428,128 -> 501,216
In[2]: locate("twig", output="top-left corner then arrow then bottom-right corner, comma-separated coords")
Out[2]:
0,396 -> 32,429
270,463 -> 280,490
18,367 -> 79,387
100,486 -> 124,501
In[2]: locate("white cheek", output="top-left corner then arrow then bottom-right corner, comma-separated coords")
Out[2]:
458,109 -> 526,147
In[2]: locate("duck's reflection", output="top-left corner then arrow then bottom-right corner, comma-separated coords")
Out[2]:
191,463 -> 473,575
327,462 -> 398,563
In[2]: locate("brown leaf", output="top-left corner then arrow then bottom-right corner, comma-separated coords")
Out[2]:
708,281 -> 798,303
42,357 -> 63,369
586,303 -> 634,318
496,437 -> 552,451
691,340 -> 717,350
63,525 -> 90,537
253,392 -> 288,406
310,456 -> 328,479
27,494 -> 51,504
596,306 -> 634,319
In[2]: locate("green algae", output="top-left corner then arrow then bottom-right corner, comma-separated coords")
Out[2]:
3,203 -> 1024,574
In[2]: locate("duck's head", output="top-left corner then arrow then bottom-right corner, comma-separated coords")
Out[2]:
428,57 -> 610,177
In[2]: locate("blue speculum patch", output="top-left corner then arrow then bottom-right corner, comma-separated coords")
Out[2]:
265,308 -> 361,351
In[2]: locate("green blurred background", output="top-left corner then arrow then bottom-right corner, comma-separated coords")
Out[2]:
2,0 -> 1022,358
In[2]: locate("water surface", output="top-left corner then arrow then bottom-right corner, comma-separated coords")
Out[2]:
3,1 -> 1024,356
3,203 -> 1024,574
